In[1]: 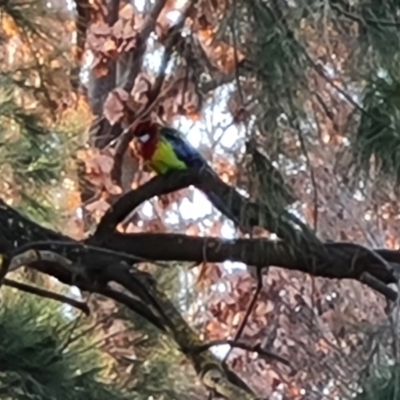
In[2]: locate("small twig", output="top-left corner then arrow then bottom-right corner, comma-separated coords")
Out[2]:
192,339 -> 290,366
222,267 -> 263,365
3,278 -> 90,315
299,44 -> 396,138
331,2 -> 400,27
229,0 -> 244,104
287,97 -> 319,233
99,286 -> 167,331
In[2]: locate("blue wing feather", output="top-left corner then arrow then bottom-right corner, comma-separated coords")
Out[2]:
160,126 -> 205,168
159,126 -> 241,226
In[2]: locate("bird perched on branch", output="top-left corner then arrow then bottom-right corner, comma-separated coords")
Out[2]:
132,120 -> 240,225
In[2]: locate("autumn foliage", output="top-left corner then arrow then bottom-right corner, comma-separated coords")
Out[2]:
1,0 -> 400,399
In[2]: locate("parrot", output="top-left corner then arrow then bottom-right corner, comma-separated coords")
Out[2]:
132,120 -> 240,225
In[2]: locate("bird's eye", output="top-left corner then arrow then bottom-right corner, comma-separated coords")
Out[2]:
138,133 -> 150,143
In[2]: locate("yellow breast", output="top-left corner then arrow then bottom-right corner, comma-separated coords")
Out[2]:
148,139 -> 187,174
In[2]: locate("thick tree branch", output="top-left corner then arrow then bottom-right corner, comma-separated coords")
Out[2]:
94,168 -> 318,247
89,169 -> 400,298
0,204 -> 258,398
0,194 -> 397,298
101,233 -> 398,299
0,195 -> 399,397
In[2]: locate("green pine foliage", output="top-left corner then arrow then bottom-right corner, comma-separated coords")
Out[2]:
355,365 -> 400,400
355,75 -> 400,184
0,88 -> 64,223
0,0 -> 81,226
0,287 -> 130,400
114,264 -> 201,399
235,0 -> 400,190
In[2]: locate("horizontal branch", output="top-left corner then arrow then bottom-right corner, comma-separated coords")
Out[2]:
0,195 -> 398,300
102,232 -> 398,299
94,168 -> 318,248
0,194 -> 399,398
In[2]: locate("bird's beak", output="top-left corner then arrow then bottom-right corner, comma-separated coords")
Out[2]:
137,133 -> 150,143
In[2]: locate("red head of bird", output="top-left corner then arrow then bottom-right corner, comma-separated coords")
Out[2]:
132,120 -> 158,143
132,120 -> 159,160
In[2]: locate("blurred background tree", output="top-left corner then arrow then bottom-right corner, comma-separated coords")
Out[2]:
1,0 -> 400,398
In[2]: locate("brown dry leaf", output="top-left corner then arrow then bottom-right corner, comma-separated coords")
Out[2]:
122,22 -> 136,40
2,16 -> 19,37
123,222 -> 141,233
77,148 -> 97,171
197,25 -> 214,46
97,154 -> 114,174
119,3 -> 135,20
119,38 -> 137,53
64,215 -> 85,240
205,320 -> 226,336
132,76 -> 152,102
102,39 -> 117,55
183,104 -> 201,121
77,148 -> 121,195
223,293 -> 238,307
91,22 -> 111,36
314,338 -> 332,354
236,276 -> 253,295
85,198 -> 111,222
103,90 -> 126,125
92,61 -> 109,78
103,176 -> 122,195
113,88 -> 130,105
232,311 -> 242,327
288,384 -> 302,398
113,19 -> 136,46
88,35 -> 105,52
196,263 -> 208,286
208,264 -> 222,282
255,300 -> 274,316
112,19 -> 124,38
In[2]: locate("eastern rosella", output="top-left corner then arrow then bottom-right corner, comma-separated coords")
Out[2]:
132,120 -> 239,224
